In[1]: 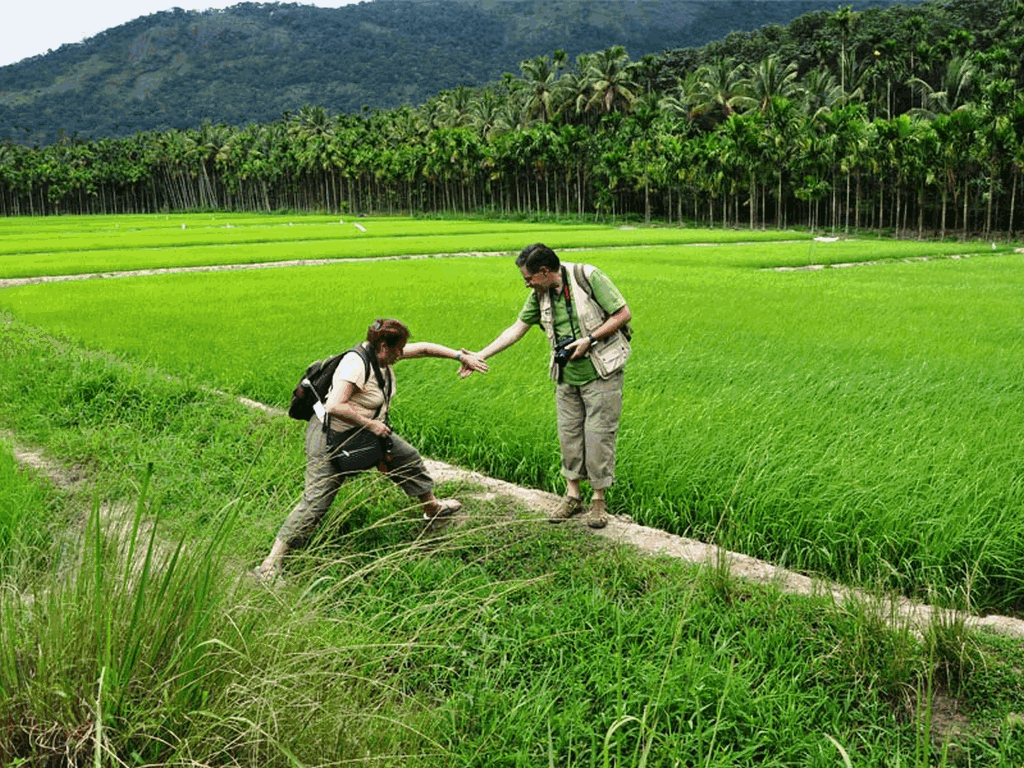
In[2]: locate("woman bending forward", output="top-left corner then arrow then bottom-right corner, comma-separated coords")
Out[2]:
256,318 -> 487,579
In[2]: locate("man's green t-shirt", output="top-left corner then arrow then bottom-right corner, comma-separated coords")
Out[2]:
518,267 -> 626,386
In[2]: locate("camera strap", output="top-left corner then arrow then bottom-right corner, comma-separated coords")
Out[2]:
559,267 -> 581,341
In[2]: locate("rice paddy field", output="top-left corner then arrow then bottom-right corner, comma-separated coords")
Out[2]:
3,214 -> 1020,611
3,212 -> 1024,766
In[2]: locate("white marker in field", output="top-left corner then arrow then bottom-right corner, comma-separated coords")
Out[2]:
355,223 -> 366,232
181,223 -> 186,229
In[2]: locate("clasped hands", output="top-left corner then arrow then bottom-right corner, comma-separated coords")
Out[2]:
458,337 -> 594,379
458,349 -> 489,378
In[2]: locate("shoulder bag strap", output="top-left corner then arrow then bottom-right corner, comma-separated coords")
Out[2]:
572,262 -> 595,300
326,346 -> 388,433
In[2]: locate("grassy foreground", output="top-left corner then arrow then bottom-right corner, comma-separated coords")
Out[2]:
3,316 -> 1024,766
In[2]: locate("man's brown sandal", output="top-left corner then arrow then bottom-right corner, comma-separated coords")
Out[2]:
550,495 -> 584,523
585,498 -> 608,529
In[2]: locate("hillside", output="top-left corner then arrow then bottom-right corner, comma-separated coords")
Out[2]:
0,0 -> 911,144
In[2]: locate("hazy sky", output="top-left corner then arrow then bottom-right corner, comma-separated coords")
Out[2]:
1,0 -> 365,68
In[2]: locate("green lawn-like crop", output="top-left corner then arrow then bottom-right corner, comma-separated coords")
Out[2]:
0,212 -> 814,278
1,218 -> 1022,615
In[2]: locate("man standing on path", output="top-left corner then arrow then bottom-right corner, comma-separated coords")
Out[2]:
462,243 -> 632,528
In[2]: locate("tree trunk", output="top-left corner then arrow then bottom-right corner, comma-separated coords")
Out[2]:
963,178 -> 969,237
748,173 -> 755,230
878,178 -> 885,234
986,176 -> 995,236
1009,171 -> 1018,239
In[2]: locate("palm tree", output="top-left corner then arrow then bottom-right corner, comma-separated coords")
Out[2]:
867,38 -> 902,119
1006,100 -> 1024,237
439,85 -> 476,129
160,129 -> 197,210
415,97 -> 446,134
184,120 -> 230,209
875,115 -> 929,236
557,123 -> 595,216
837,52 -> 868,106
815,104 -> 869,232
930,112 -> 965,234
468,86 -> 509,140
904,13 -> 927,110
563,55 -> 596,124
580,46 -> 639,117
289,105 -> 338,210
520,51 -> 567,124
975,103 -> 1013,237
658,70 -> 701,121
743,54 -> 799,113
692,57 -> 751,121
717,112 -> 765,228
908,56 -> 978,118
799,68 -> 846,118
828,6 -> 858,94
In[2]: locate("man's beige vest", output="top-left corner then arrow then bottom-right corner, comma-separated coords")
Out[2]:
537,261 -> 631,382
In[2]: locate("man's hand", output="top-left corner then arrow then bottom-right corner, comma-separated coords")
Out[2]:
568,337 -> 593,361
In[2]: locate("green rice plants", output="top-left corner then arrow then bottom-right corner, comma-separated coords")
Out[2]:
3,217 -> 1024,615
11,268 -> 1024,766
0,212 -> 809,278
6,318 -> 1024,763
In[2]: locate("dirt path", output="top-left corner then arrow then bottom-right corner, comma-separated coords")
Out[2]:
420,459 -> 1024,639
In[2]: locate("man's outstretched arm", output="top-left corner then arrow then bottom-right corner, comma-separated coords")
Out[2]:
460,319 -> 531,378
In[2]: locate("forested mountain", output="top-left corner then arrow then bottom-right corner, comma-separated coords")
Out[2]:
3,0 -> 1021,240
0,0 -> 912,144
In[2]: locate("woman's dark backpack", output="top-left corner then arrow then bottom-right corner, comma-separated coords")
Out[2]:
287,346 -> 372,421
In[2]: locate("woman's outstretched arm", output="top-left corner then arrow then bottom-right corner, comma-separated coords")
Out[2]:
401,342 -> 489,374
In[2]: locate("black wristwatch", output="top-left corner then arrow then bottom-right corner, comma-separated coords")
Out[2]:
588,334 -> 598,346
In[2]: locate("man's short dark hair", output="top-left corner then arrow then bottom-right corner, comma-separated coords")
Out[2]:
516,243 -> 560,275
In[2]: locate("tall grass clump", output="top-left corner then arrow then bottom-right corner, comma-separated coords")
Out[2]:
0,471 -> 471,765
6,466 -> 1024,766
0,471 -> 253,765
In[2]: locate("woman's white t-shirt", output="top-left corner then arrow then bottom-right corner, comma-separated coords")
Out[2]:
329,344 -> 393,422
